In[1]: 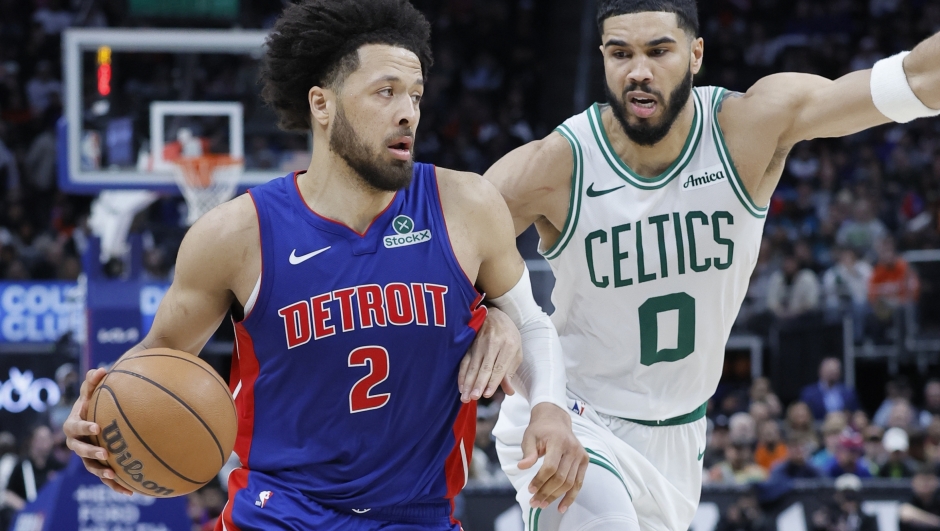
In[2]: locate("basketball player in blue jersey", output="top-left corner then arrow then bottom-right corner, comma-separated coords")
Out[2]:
481,0 -> 940,529
62,1 -> 590,529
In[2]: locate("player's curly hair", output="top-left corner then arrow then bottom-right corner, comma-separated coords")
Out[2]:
261,0 -> 433,132
597,0 -> 699,37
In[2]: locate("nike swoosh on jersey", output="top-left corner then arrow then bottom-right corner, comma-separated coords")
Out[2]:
697,448 -> 705,461
289,246 -> 331,265
586,183 -> 626,197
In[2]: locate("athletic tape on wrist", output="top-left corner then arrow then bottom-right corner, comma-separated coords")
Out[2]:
870,51 -> 940,124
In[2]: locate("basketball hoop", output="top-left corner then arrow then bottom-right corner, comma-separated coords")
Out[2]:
170,155 -> 243,225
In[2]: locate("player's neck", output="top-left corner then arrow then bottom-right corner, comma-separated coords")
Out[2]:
298,152 -> 397,235
603,97 -> 695,179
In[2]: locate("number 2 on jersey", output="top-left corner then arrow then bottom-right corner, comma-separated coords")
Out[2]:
348,346 -> 391,413
638,292 -> 696,366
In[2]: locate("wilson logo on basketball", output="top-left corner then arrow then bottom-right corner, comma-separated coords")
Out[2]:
101,419 -> 174,496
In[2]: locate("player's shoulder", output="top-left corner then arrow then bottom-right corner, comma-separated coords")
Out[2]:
483,131 -> 573,196
178,193 -> 259,271
435,167 -> 505,215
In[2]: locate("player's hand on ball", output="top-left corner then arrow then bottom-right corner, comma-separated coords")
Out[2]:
519,403 -> 588,514
458,307 -> 522,402
63,368 -> 133,496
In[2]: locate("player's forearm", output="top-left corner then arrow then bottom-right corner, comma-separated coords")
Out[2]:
905,31 -> 940,110
488,268 -> 568,409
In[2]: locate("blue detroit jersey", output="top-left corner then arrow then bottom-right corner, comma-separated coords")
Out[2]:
221,164 -> 483,528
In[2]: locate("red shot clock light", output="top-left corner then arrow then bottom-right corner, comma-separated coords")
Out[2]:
97,46 -> 112,96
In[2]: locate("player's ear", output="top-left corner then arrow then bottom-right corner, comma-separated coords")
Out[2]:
308,86 -> 333,129
690,37 -> 704,75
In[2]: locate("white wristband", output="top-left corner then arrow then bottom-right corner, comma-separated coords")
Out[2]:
870,51 -> 940,124
488,267 -> 567,410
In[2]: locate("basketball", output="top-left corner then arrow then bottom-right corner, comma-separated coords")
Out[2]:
88,348 -> 237,498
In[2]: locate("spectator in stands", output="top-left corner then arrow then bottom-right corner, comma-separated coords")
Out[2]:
863,425 -> 885,476
0,432 -> 20,529
749,401 -> 772,427
925,417 -> 940,468
6,425 -> 64,505
821,247 -> 872,342
886,399 -> 919,432
921,379 -> 940,428
878,427 -> 918,478
851,410 -> 871,434
812,413 -> 849,471
785,401 -> 819,451
836,199 -> 888,260
749,377 -> 783,419
811,474 -> 878,531
716,490 -> 772,531
800,358 -> 860,421
730,412 -> 758,446
767,435 -> 820,482
704,415 -> 731,470
868,237 -> 920,342
24,61 -> 60,117
820,431 -> 873,479
754,420 -> 787,472
900,467 -> 940,530
706,441 -> 768,485
874,377 -> 915,427
766,253 -> 821,321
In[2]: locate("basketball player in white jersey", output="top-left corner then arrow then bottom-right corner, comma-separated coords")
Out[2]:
484,0 -> 940,529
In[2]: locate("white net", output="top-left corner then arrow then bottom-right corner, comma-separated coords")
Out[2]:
170,155 -> 244,225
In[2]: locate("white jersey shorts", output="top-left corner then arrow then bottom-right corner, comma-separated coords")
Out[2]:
494,392 -> 707,531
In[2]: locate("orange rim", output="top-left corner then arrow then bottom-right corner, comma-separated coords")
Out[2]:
173,155 -> 243,188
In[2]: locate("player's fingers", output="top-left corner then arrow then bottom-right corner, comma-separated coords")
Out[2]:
457,352 -> 472,396
460,338 -> 487,403
64,416 -> 100,440
100,476 -> 134,496
531,453 -> 574,508
80,456 -> 116,480
527,444 -> 561,495
501,373 -> 516,396
558,454 -> 588,514
67,437 -> 108,461
482,354 -> 509,399
80,368 -> 107,400
518,432 -> 540,471
469,342 -> 500,401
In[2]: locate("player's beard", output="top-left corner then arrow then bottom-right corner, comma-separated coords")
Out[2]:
330,103 -> 414,192
605,68 -> 694,147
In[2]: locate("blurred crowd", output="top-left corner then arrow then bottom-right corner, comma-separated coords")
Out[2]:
1,0 -> 940,529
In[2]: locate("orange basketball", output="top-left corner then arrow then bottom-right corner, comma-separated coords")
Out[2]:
88,348 -> 237,497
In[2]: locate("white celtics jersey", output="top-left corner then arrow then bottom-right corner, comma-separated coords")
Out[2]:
544,86 -> 767,422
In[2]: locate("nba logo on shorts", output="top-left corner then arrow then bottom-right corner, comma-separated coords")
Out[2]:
255,491 -> 273,508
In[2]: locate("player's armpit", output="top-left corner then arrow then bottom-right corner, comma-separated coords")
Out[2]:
483,133 -> 573,238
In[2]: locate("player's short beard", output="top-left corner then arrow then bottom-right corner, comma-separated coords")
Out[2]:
330,103 -> 414,192
605,68 -> 694,147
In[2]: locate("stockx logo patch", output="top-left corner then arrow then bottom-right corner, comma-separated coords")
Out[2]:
385,215 -> 432,249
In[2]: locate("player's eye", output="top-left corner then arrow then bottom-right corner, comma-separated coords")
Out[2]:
613,51 -> 628,59
651,48 -> 667,57
379,88 -> 393,97
411,94 -> 422,104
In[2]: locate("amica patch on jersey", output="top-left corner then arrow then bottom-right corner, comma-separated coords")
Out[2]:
681,164 -> 727,191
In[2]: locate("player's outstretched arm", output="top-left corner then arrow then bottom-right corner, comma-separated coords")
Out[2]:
64,195 -> 258,494
718,30 -> 940,206
440,169 -> 589,513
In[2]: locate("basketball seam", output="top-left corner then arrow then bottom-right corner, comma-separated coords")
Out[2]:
99,383 -> 210,485
109,369 -> 227,465
113,353 -> 232,399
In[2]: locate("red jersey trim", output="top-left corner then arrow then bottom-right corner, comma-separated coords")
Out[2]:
238,191 -> 264,323
292,172 -> 399,238
216,467 -> 249,531
231,323 -> 260,466
443,400 -> 475,525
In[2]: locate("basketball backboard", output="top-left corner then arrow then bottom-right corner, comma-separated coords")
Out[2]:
60,29 -> 311,194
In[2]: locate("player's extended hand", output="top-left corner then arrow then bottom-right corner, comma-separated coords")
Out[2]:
519,403 -> 588,514
63,368 -> 133,496
458,307 -> 522,403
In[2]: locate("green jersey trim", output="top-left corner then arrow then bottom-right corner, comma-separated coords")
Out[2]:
710,88 -> 768,219
619,401 -> 707,426
526,450 -> 632,529
540,124 -> 584,260
586,91 -> 704,190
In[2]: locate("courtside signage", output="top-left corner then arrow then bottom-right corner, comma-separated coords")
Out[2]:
384,215 -> 432,249
0,283 -> 83,343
